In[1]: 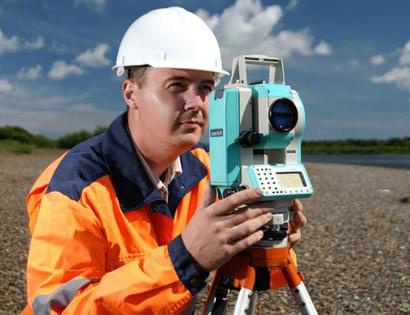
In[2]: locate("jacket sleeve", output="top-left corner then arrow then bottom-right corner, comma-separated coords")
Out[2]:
24,192 -> 208,315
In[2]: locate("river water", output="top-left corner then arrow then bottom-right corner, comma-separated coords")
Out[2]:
303,154 -> 410,170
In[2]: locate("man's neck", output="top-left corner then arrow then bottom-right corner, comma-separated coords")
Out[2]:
127,114 -> 181,177
143,155 -> 174,178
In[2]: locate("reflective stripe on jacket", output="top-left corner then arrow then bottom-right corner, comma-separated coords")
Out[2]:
23,112 -> 293,314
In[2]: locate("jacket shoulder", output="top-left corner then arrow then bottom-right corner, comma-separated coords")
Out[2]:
47,135 -> 109,201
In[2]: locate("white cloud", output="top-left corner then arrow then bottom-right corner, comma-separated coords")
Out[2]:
372,67 -> 410,90
371,41 -> 410,90
48,60 -> 85,80
74,0 -> 106,13
17,65 -> 43,80
399,40 -> 410,65
67,103 -> 98,112
314,40 -> 332,55
370,54 -> 385,66
24,36 -> 45,49
47,43 -> 109,81
0,28 -> 19,55
0,78 -> 13,93
258,29 -> 332,57
75,43 -> 110,68
0,28 -> 44,55
286,0 -> 299,11
196,9 -> 220,30
197,0 -> 332,68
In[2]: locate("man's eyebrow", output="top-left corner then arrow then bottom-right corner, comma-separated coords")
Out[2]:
165,76 -> 215,86
165,76 -> 189,83
202,79 -> 216,86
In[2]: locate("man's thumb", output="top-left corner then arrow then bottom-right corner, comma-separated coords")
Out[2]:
199,184 -> 217,209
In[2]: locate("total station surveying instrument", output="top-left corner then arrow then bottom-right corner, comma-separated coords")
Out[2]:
205,55 -> 318,315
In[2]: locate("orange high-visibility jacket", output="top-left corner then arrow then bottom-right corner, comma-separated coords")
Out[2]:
24,113 -> 292,314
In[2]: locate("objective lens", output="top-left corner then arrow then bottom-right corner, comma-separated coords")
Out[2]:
269,99 -> 298,132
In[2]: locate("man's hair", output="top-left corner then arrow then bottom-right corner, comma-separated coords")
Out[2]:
126,65 -> 149,86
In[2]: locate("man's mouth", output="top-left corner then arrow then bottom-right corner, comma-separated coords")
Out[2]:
179,120 -> 203,127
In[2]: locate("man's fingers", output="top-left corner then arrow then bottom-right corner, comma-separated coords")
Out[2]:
211,188 -> 263,216
226,212 -> 272,243
288,228 -> 302,247
225,204 -> 272,227
291,199 -> 307,228
292,199 -> 303,213
294,210 -> 307,228
292,208 -> 307,229
230,230 -> 265,254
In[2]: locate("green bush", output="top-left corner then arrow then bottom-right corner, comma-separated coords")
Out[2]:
0,126 -> 56,151
32,134 -> 56,148
56,126 -> 107,149
0,125 -> 108,151
0,126 -> 35,144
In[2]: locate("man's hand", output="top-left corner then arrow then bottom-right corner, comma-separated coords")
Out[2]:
288,199 -> 307,247
181,186 -> 272,271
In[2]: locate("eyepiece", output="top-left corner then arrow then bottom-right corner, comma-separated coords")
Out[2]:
269,99 -> 298,132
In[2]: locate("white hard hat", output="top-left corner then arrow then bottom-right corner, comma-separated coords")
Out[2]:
113,7 -> 229,77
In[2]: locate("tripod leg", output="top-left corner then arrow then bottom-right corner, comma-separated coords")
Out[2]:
291,282 -> 318,315
202,271 -> 231,315
245,292 -> 258,315
282,259 -> 318,315
233,287 -> 253,315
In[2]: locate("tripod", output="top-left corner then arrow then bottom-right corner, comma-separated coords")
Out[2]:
202,204 -> 318,315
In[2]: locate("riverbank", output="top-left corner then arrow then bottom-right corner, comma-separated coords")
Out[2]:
304,154 -> 410,170
0,150 -> 409,314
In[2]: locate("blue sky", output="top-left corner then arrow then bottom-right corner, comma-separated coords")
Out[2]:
0,0 -> 409,140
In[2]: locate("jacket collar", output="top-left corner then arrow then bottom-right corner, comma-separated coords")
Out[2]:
101,112 -> 207,216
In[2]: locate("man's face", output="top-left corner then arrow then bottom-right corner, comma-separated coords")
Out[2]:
127,67 -> 215,156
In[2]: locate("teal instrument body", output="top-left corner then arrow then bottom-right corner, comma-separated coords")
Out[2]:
206,56 -> 318,315
209,88 -> 241,186
209,55 -> 313,201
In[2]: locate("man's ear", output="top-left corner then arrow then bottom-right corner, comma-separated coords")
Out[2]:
122,80 -> 138,110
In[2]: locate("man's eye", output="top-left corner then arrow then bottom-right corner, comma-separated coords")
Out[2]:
200,85 -> 213,94
169,82 -> 186,92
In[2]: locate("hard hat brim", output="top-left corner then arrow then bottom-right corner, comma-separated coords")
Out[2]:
112,64 -> 229,78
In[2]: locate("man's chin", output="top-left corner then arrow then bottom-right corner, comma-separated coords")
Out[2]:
173,133 -> 202,151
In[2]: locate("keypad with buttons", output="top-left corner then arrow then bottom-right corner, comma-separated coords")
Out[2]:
249,165 -> 313,197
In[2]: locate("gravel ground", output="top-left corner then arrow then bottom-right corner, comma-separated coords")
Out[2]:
0,150 -> 409,314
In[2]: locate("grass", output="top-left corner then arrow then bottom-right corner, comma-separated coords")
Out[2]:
0,139 -> 36,154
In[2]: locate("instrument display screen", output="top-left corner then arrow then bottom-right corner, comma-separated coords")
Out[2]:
276,172 -> 306,188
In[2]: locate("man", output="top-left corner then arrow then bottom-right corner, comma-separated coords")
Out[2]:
23,7 -> 306,314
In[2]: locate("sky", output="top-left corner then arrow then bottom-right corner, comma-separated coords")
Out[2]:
0,0 -> 409,140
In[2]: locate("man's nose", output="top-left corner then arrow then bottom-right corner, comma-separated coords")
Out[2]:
183,87 -> 205,111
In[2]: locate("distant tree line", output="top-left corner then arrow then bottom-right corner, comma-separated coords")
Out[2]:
302,138 -> 410,154
0,125 -> 409,154
56,126 -> 107,149
0,125 -> 107,153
